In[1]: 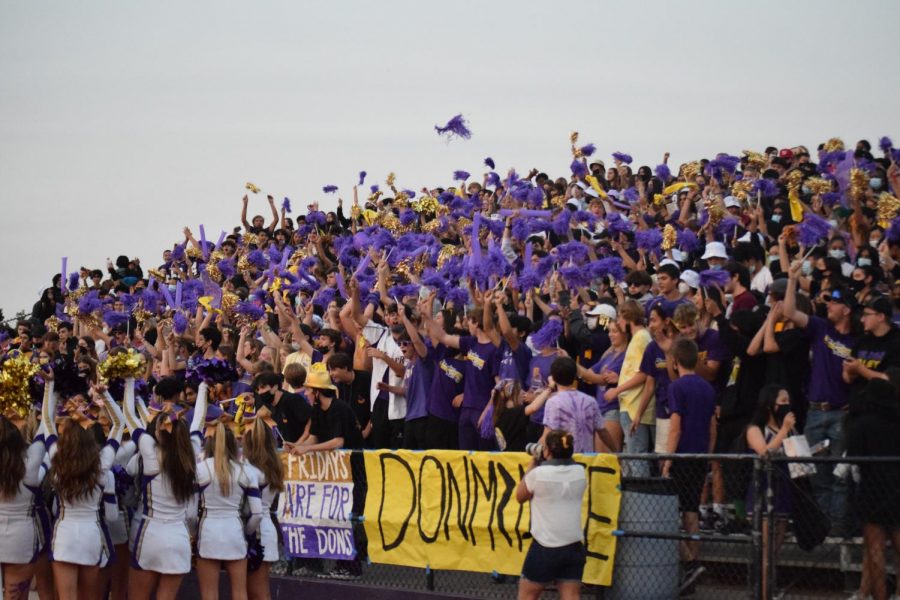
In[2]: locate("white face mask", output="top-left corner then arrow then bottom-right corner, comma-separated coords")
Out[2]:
678,282 -> 691,295
870,237 -> 882,247
828,249 -> 846,260
586,317 -> 598,330
771,214 -> 782,223
857,258 -> 872,267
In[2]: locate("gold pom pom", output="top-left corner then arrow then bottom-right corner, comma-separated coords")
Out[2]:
245,182 -> 261,194
570,131 -> 579,145
786,170 -> 804,192
652,194 -> 666,207
186,246 -> 203,260
823,138 -> 845,153
705,200 -> 726,230
386,172 -> 396,187
0,351 -> 40,418
805,177 -> 834,196
662,224 -> 677,251
731,180 -> 752,201
681,161 -> 702,180
850,168 -> 870,202
98,348 -> 146,382
412,195 -> 439,215
877,192 -> 900,228
741,151 -> 768,172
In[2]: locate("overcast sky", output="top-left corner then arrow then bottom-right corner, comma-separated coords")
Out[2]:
2,0 -> 898,320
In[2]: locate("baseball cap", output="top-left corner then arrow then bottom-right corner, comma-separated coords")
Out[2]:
701,241 -> 729,261
724,196 -> 741,209
778,148 -> 794,160
864,295 -> 892,318
586,304 -> 617,319
826,287 -> 856,308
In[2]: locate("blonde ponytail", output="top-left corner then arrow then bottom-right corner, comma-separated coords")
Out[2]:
214,422 -> 233,496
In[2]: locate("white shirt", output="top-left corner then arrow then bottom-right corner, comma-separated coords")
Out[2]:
523,462 -> 586,547
362,320 -> 407,420
750,265 -> 773,295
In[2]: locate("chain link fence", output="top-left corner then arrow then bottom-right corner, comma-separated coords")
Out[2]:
271,451 -> 899,599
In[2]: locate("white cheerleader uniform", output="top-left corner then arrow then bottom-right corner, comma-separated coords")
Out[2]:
48,382 -> 124,567
0,433 -> 48,564
243,463 -> 279,562
196,458 -> 262,561
123,379 -> 206,574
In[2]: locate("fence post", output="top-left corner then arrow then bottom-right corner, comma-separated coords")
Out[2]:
751,456 -> 764,600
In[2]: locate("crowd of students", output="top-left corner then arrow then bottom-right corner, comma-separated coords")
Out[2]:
3,134 -> 900,598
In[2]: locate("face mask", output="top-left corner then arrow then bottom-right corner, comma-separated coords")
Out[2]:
827,220 -> 838,229
870,237 -> 882,247
748,263 -> 757,274
870,178 -> 883,190
773,404 -> 792,425
628,291 -> 643,299
848,279 -> 865,292
801,260 -> 813,276
812,269 -> 824,281
586,317 -> 598,330
771,214 -> 782,223
290,342 -> 301,352
857,257 -> 872,267
255,391 -> 274,407
678,282 -> 691,295
768,254 -> 779,265
77,369 -> 90,377
168,285 -> 177,293
709,263 -> 723,271
801,185 -> 811,195
828,249 -> 845,260
815,303 -> 828,318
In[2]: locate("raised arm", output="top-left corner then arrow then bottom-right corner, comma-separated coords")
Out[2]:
783,261 -> 809,329
39,377 -> 58,440
266,195 -> 278,232
121,377 -> 145,435
493,295 -> 520,350
241,195 -> 252,231
101,385 -> 125,445
482,290 -> 502,347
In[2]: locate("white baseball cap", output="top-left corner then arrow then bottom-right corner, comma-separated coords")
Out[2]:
680,269 -> 700,290
724,196 -> 741,209
586,304 -> 617,319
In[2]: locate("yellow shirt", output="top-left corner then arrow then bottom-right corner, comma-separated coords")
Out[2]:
617,328 -> 655,425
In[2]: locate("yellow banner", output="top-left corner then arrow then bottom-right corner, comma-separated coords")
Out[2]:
363,450 -> 621,586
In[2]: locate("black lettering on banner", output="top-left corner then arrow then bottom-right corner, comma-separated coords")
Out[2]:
583,465 -> 616,561
443,455 -> 470,542
378,453 -> 417,551
494,462 -> 516,547
417,455 -> 445,544
469,460 -> 498,549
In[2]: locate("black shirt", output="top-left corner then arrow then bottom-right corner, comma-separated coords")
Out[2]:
335,370 -> 372,428
271,391 -> 312,444
849,326 -> 900,402
496,406 -> 529,452
310,397 -> 364,450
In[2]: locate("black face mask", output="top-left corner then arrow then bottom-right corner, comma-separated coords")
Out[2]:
812,270 -> 824,282
848,279 -> 865,293
815,303 -> 829,319
628,291 -> 644,300
255,391 -> 275,407
77,369 -> 90,378
773,404 -> 792,425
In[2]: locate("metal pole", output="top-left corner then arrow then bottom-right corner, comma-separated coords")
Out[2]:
751,456 -> 764,600
426,567 -> 434,591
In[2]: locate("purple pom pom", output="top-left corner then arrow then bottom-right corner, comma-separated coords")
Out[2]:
751,178 -> 780,199
820,192 -> 843,207
589,257 -> 625,282
484,157 -> 495,170
171,243 -> 186,262
555,241 -> 589,263
880,136 -> 893,153
485,172 -> 501,188
530,319 -> 563,350
888,216 -> 900,244
369,184 -> 379,195
797,212 -> 832,247
622,187 -> 639,204
612,152 -> 633,165
67,272 -> 80,292
358,171 -> 367,186
218,257 -> 236,280
552,210 -> 572,237
322,185 -> 338,194
402,189 -> 417,199
307,211 -> 327,227
579,144 -> 596,157
234,301 -> 265,322
399,208 -> 418,227
517,269 -> 541,292
527,186 -> 546,208
559,265 -> 592,288
282,197 -> 292,213
247,250 -> 268,270
434,114 -> 472,141
655,164 -> 671,182
438,190 -> 456,205
445,287 -> 470,308
453,170 -> 470,182
103,310 -> 129,329
635,229 -> 662,252
173,312 -> 188,335
717,217 -> 741,239
699,269 -> 730,289
570,159 -> 588,178
78,291 -> 102,314
606,213 -> 632,237
677,228 -> 700,254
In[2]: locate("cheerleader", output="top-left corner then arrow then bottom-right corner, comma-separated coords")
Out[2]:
0,383 -> 52,600
47,373 -> 124,600
242,417 -> 284,600
196,421 -> 262,600
123,377 -> 205,600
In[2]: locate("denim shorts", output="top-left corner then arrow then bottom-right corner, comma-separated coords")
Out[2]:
520,540 -> 586,585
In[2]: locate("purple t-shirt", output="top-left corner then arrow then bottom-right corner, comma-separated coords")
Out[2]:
425,344 -> 464,423
459,336 -> 500,410
526,353 -> 558,424
805,315 -> 856,407
542,389 -> 604,454
639,341 -> 672,418
668,374 -> 716,454
495,341 -> 532,385
405,358 -> 432,422
592,349 -> 626,413
696,328 -> 731,391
